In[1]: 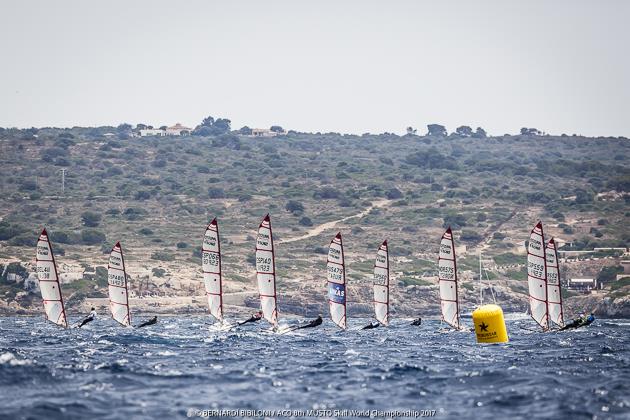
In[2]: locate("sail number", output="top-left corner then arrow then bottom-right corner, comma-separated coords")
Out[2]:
203,252 -> 219,267
439,265 -> 455,280
256,256 -> 273,272
327,265 -> 343,282
108,273 -> 125,287
528,260 -> 544,278
374,272 -> 387,285
37,265 -> 52,279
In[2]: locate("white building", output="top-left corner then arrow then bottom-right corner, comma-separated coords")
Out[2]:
165,123 -> 192,136
139,129 -> 167,137
250,128 -> 285,137
568,278 -> 597,291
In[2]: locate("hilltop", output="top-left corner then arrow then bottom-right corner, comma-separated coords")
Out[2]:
1,123 -> 629,319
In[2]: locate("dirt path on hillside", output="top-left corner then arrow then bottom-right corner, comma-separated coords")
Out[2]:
278,199 -> 391,244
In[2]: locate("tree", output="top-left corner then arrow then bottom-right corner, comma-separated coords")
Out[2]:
406,127 -> 417,135
238,126 -> 253,135
473,127 -> 487,138
201,116 -> 215,127
285,200 -> 304,214
213,118 -> 231,134
270,125 -> 284,133
81,211 -> 102,227
193,116 -> 231,136
386,188 -> 403,199
136,123 -> 147,130
117,123 -> 132,133
427,124 -> 447,137
81,229 -> 106,245
520,127 -> 541,136
455,126 -> 473,137
299,216 -> 313,227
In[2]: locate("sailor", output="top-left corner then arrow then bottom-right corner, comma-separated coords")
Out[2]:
581,313 -> 596,327
560,313 -> 592,331
285,314 -> 323,333
238,310 -> 263,326
136,316 -> 158,328
411,317 -> 422,326
362,321 -> 380,330
77,307 -> 97,328
300,314 -> 323,329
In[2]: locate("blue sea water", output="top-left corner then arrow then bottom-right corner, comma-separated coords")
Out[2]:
0,316 -> 628,419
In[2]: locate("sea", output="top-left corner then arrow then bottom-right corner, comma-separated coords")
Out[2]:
0,316 -> 628,419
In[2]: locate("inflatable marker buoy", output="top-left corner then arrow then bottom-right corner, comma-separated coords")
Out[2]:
472,304 -> 508,343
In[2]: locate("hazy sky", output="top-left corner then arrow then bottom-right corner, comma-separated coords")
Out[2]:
1,1 -> 629,136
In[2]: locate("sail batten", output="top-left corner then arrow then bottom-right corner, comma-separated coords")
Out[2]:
327,232 -> 347,329
202,218 -> 223,322
108,242 -> 131,327
256,214 -> 278,326
546,238 -> 564,328
36,229 -> 68,328
373,240 -> 389,326
527,222 -> 549,330
438,227 -> 460,329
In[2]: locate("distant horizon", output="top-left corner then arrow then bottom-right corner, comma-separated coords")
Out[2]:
2,0 -> 629,137
2,120 -> 628,138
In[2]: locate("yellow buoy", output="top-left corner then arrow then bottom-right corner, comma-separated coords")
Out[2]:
472,304 -> 509,343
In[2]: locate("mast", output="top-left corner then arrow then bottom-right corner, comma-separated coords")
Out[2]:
527,221 -> 549,331
479,250 -> 483,306
373,240 -> 389,326
327,232 -> 347,330
545,238 -> 564,327
35,229 -> 68,328
108,242 -> 131,327
438,227 -> 460,329
202,218 -> 223,322
256,214 -> 278,326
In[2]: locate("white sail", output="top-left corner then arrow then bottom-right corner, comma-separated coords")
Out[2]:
373,240 -> 389,326
108,242 -> 131,327
546,238 -> 564,328
36,229 -> 68,328
327,232 -> 347,329
256,214 -> 278,326
438,227 -> 460,329
527,222 -> 549,330
202,218 -> 223,322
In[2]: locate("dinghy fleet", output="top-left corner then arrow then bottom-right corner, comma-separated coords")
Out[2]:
35,216 -> 570,333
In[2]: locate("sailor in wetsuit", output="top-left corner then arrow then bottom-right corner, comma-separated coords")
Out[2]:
136,316 -> 158,328
560,313 -> 595,331
238,311 -> 263,326
299,314 -> 323,329
362,321 -> 380,330
411,317 -> 422,326
77,307 -> 97,328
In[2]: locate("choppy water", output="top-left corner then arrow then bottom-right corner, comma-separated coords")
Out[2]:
0,316 -> 628,419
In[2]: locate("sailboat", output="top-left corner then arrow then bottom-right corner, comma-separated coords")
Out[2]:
527,221 -> 549,331
327,232 -> 347,330
373,240 -> 390,326
545,238 -> 565,328
35,228 -> 68,328
256,214 -> 279,328
202,218 -> 224,325
438,227 -> 462,330
107,242 -> 132,327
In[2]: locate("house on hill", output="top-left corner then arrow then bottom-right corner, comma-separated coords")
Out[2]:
139,123 -> 192,137
250,128 -> 285,137
166,123 -> 192,136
